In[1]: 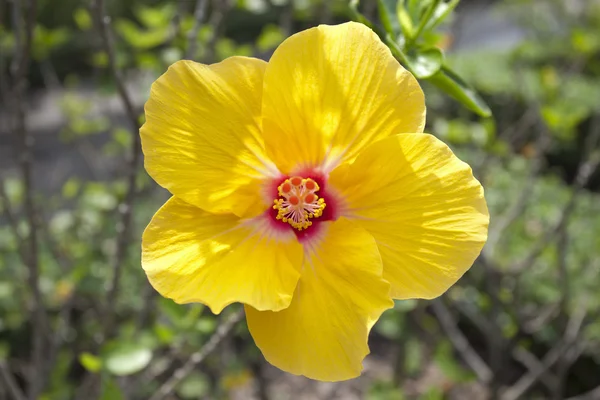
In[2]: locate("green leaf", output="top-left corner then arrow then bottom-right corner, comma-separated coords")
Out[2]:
177,372 -> 210,399
256,24 -> 285,52
135,4 -> 176,29
348,0 -> 376,29
427,66 -> 492,117
378,0 -> 400,37
375,310 -> 404,340
407,47 -> 443,78
62,178 -> 80,199
79,352 -> 102,373
434,341 -> 474,382
100,376 -> 125,400
394,299 -> 417,312
33,26 -> 71,60
405,339 -> 423,375
114,20 -> 170,50
73,8 -> 92,31
195,317 -> 217,334
426,0 -> 460,30
396,0 -> 415,39
104,344 -> 152,376
407,0 -> 440,46
407,0 -> 424,20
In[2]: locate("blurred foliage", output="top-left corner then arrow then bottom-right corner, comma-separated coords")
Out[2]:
1,0 -> 600,399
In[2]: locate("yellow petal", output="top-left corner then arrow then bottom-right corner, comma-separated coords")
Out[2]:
141,57 -> 279,217
245,218 -> 393,381
142,197 -> 303,314
329,134 -> 489,299
261,22 -> 425,174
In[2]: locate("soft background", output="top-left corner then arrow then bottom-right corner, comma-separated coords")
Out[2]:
1,0 -> 600,399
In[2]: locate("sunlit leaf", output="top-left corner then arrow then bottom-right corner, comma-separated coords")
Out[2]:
426,0 -> 460,30
427,66 -> 492,117
79,352 -> 102,373
73,8 -> 92,31
104,344 -> 152,376
177,372 -> 210,399
378,0 -> 401,37
348,0 -> 375,29
62,178 -> 81,199
100,376 -> 125,400
114,20 -> 170,50
257,24 -> 285,52
135,4 -> 176,29
396,0 -> 415,39
407,47 -> 443,78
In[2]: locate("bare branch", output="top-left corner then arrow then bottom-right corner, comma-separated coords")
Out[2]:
91,0 -> 142,338
0,178 -> 27,261
501,305 -> 587,400
184,0 -> 208,60
279,0 -> 294,37
484,129 -> 551,256
0,361 -> 26,400
509,118 -> 600,273
431,300 -> 493,384
8,0 -> 47,398
511,347 -> 558,392
204,0 -> 233,63
148,309 -> 244,400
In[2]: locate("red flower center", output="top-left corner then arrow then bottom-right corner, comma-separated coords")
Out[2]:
267,170 -> 339,242
272,176 -> 326,231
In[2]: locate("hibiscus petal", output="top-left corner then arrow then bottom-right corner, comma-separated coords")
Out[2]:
329,133 -> 489,299
261,22 -> 425,174
142,197 -> 302,313
245,218 -> 393,381
141,57 -> 278,217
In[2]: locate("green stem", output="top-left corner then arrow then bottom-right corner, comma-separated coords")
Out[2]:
405,0 -> 440,49
384,34 -> 411,69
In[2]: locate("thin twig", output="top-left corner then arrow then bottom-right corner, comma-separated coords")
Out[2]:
511,347 -> 558,392
484,129 -> 551,256
140,307 -> 207,383
500,305 -> 587,400
148,309 -> 244,400
556,227 -> 570,319
203,0 -> 232,63
9,0 -> 45,398
431,300 -> 493,384
318,0 -> 333,24
0,178 -> 27,260
0,361 -> 26,400
184,0 -> 208,60
91,0 -> 142,338
0,0 -> 8,106
509,118 -> 600,273
279,0 -> 294,37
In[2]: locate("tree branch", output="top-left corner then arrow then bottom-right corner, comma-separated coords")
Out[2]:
500,305 -> 587,400
509,117 -> 600,273
0,178 -> 27,261
184,0 -> 208,60
91,0 -> 142,338
148,309 -> 244,400
204,0 -> 233,63
431,300 -> 493,384
8,0 -> 46,398
484,128 -> 550,256
0,361 -> 26,400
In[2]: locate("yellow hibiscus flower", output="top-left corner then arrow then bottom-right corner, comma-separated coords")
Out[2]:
140,22 -> 489,381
